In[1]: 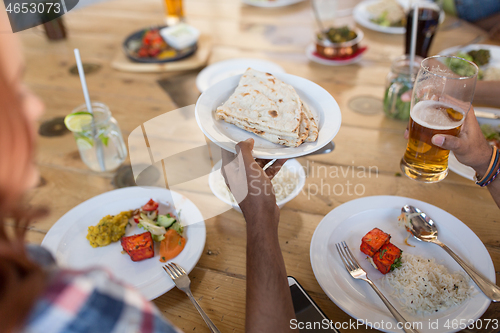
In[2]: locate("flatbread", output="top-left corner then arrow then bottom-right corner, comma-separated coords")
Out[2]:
302,102 -> 318,142
215,68 -> 302,139
221,110 -> 310,147
215,68 -> 318,147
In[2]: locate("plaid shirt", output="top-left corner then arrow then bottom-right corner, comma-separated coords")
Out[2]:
22,246 -> 182,333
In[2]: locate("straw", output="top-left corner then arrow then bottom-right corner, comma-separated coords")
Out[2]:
409,5 -> 419,79
312,0 -> 326,39
74,49 -> 106,172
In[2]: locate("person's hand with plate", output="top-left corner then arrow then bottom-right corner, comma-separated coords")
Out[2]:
221,138 -> 296,332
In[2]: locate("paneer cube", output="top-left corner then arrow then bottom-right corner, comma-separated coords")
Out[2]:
360,228 -> 391,257
373,243 -> 402,274
121,232 -> 154,262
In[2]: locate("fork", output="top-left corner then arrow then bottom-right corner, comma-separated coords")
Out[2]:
163,263 -> 221,333
336,242 -> 420,333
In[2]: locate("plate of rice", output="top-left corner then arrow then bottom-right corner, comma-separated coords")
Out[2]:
310,196 -> 494,333
209,159 -> 305,213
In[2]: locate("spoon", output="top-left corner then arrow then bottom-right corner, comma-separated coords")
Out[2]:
402,205 -> 500,302
262,141 -> 335,171
311,0 -> 328,41
308,141 -> 335,156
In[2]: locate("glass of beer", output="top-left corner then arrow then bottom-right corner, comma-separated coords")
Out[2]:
163,0 -> 184,26
400,56 -> 478,183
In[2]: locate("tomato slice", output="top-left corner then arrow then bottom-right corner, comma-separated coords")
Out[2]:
142,199 -> 159,211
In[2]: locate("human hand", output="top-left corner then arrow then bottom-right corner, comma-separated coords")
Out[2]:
430,109 -> 493,176
221,139 -> 287,225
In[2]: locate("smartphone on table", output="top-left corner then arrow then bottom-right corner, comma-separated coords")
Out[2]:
288,276 -> 340,332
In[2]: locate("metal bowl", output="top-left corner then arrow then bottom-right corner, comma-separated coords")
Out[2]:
315,28 -> 364,59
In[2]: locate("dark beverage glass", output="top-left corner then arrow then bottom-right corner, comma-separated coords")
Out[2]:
404,7 -> 439,58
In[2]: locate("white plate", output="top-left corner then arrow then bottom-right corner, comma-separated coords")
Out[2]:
241,0 -> 305,8
353,0 -> 443,35
306,44 -> 364,66
448,152 -> 475,181
195,72 -> 342,159
42,187 -> 206,300
310,196 -> 494,333
438,44 -> 500,73
196,58 -> 285,93
448,107 -> 500,180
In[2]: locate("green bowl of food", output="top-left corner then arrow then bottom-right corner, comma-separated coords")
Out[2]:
315,26 -> 363,59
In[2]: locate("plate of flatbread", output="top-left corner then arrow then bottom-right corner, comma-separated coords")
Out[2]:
195,68 -> 341,159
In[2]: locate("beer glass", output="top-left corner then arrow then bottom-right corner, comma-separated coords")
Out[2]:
163,0 -> 184,25
400,56 -> 478,183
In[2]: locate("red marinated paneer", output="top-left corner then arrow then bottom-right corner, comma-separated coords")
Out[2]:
121,232 -> 154,262
360,228 -> 391,257
373,243 -> 402,274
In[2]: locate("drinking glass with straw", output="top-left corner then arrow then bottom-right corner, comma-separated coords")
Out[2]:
72,49 -> 106,172
64,50 -> 128,172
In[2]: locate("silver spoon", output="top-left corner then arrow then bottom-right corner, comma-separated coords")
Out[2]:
401,205 -> 500,302
262,141 -> 335,171
311,141 -> 335,155
311,0 -> 328,41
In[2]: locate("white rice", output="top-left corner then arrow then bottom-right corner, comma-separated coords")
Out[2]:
212,164 -> 299,204
484,67 -> 500,81
384,253 -> 472,315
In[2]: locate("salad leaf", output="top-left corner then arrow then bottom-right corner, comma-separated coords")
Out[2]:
455,52 -> 473,62
170,221 -> 184,236
445,55 -> 476,77
480,124 -> 500,141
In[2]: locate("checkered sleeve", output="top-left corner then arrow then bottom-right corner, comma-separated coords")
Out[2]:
23,268 -> 183,333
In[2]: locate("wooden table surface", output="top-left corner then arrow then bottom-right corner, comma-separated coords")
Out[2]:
15,0 -> 500,332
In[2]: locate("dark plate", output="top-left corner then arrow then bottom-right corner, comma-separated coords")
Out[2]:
123,25 -> 197,64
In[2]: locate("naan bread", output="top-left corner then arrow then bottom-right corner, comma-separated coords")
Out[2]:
220,110 -> 310,147
302,102 -> 318,142
215,68 -> 318,147
216,69 -> 302,136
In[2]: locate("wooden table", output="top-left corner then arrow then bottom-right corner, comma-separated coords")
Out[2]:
15,0 -> 499,331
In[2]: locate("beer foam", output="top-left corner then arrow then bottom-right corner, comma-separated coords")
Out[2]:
411,100 -> 465,130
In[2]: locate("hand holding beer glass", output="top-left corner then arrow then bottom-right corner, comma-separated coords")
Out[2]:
401,56 -> 478,183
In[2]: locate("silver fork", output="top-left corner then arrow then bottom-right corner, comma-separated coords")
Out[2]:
336,242 -> 420,333
163,263 -> 221,333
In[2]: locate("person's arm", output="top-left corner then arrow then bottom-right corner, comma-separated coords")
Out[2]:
473,81 -> 500,108
431,110 -> 500,208
221,139 -> 295,333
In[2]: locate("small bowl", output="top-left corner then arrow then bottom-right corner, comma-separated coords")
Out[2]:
315,28 -> 364,59
208,159 -> 306,213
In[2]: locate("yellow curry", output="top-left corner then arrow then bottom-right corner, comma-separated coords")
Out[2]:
87,211 -> 131,248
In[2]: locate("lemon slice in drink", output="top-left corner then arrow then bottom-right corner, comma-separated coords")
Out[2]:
76,137 -> 93,150
64,112 -> 93,132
